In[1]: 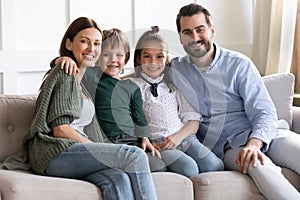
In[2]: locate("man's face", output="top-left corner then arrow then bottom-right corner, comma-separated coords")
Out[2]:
179,13 -> 214,58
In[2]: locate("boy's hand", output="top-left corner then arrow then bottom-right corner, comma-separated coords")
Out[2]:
56,56 -> 79,75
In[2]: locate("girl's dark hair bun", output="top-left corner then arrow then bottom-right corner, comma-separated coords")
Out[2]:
151,26 -> 159,33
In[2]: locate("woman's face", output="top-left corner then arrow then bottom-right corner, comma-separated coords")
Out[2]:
66,28 -> 102,68
98,44 -> 126,79
140,41 -> 167,79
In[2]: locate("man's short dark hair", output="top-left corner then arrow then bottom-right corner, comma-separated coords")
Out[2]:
176,3 -> 213,33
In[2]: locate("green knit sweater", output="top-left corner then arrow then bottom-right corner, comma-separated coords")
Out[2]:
3,66 -> 105,175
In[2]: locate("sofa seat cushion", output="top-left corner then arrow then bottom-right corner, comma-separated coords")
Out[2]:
191,171 -> 266,200
0,169 -> 102,200
152,172 -> 193,200
0,169 -> 193,200
282,168 -> 300,191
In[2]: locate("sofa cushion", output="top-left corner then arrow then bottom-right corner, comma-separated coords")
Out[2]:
152,172 -> 193,200
191,171 -> 266,200
0,169 -> 102,200
0,169 -> 193,200
0,95 -> 36,162
262,73 -> 294,127
282,168 -> 300,191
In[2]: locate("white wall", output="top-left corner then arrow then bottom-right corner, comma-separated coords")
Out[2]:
0,0 -> 254,95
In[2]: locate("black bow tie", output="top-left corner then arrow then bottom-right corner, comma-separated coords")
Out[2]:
150,83 -> 159,97
141,77 -> 163,97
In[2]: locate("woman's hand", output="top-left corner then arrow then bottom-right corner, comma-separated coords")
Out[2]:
141,137 -> 161,159
55,56 -> 79,75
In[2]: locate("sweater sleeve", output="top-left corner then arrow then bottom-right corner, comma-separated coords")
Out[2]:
45,67 -> 82,128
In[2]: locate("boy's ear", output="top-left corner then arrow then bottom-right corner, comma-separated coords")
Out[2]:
65,38 -> 72,51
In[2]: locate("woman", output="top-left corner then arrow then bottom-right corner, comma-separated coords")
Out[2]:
3,17 -> 157,200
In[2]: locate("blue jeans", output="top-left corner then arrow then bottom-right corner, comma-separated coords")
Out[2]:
148,135 -> 224,177
178,135 -> 224,173
45,143 -> 157,200
147,148 -> 199,177
83,168 -> 134,200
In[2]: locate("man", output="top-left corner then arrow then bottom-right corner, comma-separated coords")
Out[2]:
170,3 -> 300,199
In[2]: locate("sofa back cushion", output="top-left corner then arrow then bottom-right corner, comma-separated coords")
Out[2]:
262,73 -> 294,127
0,95 -> 36,162
0,73 -> 294,163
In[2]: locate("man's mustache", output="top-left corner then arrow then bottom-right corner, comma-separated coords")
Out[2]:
189,40 -> 204,46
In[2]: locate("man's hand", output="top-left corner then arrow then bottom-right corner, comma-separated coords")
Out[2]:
236,138 -> 264,174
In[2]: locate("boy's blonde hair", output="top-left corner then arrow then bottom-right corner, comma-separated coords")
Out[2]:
101,28 -> 130,64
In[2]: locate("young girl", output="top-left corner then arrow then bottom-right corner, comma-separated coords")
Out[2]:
130,26 -> 224,173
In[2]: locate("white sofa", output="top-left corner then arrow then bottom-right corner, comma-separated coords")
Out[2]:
0,73 -> 299,200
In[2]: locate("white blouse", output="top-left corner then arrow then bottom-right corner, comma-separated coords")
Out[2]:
130,72 -> 202,140
70,98 -> 95,138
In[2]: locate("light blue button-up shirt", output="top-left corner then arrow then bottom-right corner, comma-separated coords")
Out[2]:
170,44 -> 278,158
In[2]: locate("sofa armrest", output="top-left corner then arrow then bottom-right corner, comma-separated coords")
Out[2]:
292,106 -> 300,133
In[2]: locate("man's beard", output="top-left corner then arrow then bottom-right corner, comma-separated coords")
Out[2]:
183,40 -> 211,58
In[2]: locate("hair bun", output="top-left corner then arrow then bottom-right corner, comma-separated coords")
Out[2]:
151,26 -> 159,33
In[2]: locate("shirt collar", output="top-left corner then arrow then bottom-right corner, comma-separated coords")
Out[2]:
141,71 -> 164,84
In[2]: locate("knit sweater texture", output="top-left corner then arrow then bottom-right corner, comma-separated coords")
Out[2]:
3,66 -> 105,175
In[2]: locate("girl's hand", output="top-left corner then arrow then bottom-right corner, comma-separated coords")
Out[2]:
157,133 -> 184,150
141,137 -> 161,159
56,56 -> 79,75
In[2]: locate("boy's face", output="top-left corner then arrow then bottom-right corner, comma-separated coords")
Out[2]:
98,44 -> 126,79
140,41 -> 167,79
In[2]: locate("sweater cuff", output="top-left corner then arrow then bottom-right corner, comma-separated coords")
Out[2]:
50,115 -> 73,128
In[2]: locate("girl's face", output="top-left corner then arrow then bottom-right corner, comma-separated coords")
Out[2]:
140,41 -> 167,79
66,28 -> 102,68
98,44 -> 126,79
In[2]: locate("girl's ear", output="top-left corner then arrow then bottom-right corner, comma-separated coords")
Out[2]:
137,60 -> 141,66
135,55 -> 142,66
65,38 -> 72,51
165,54 -> 170,66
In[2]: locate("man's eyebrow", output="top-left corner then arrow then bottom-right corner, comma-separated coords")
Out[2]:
181,25 -> 204,33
